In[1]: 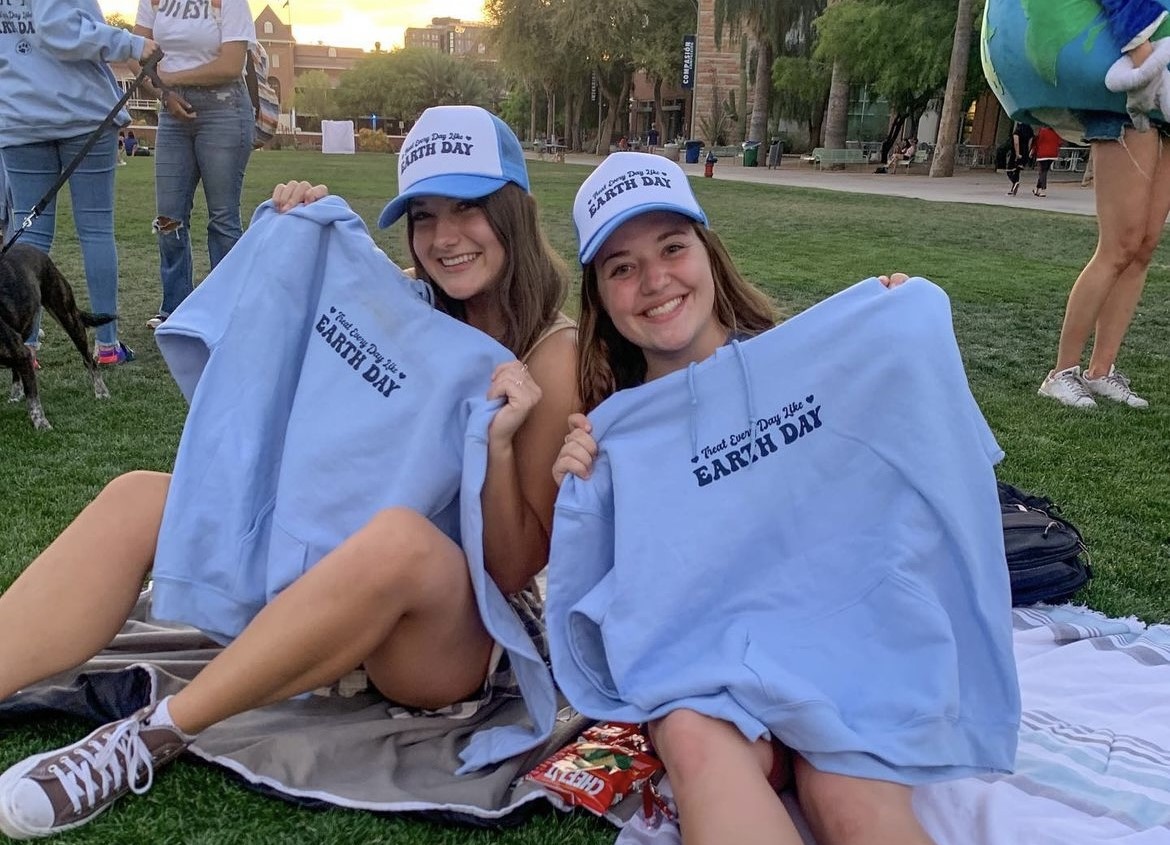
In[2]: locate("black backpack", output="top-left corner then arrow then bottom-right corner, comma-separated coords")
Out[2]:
997,482 -> 1092,605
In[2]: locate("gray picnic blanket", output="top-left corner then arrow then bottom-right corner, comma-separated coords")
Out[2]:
0,592 -> 590,824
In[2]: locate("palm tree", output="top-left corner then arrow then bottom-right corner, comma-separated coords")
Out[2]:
714,0 -> 824,144
929,0 -> 975,177
820,0 -> 848,149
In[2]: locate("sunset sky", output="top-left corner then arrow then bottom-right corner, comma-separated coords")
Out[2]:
97,0 -> 488,51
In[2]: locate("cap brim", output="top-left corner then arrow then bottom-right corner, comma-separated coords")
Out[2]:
377,173 -> 511,228
578,203 -> 708,264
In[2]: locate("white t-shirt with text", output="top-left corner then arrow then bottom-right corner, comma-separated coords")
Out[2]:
136,0 -> 255,75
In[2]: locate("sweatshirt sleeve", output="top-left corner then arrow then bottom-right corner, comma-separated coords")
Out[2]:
31,0 -> 145,62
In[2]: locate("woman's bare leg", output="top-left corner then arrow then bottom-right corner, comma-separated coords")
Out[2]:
795,757 -> 935,845
0,471 -> 169,700
167,507 -> 494,734
1054,130 -> 1160,371
650,710 -> 802,845
1086,134 -> 1170,377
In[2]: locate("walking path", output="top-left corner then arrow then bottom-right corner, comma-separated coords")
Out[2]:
537,151 -> 1098,218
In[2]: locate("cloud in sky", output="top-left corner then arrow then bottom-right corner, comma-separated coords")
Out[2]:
98,0 -> 487,51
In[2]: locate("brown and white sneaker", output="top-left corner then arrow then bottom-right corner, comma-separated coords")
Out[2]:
0,704 -> 190,839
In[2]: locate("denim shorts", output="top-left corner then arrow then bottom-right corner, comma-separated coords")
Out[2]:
1075,109 -> 1170,142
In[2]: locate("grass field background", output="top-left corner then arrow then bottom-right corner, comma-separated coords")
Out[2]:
0,149 -> 1167,843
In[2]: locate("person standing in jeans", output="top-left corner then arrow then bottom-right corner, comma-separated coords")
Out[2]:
1032,126 -> 1063,197
134,0 -> 255,330
0,0 -> 160,366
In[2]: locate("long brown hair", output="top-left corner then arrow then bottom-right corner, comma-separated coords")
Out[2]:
576,224 -> 776,413
406,183 -> 569,358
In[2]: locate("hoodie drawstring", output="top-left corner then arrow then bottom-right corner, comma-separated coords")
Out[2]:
687,363 -> 700,463
730,339 -> 758,462
687,339 -> 759,466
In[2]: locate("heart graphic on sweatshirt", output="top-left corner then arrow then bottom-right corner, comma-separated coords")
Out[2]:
806,394 -> 815,404
329,306 -> 336,313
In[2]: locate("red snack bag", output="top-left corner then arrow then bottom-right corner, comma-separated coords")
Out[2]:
526,722 -> 663,815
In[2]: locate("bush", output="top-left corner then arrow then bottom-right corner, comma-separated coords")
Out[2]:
356,128 -> 392,153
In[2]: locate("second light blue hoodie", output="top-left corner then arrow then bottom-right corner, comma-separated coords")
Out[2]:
152,198 -> 558,771
0,0 -> 143,148
547,278 -> 1021,785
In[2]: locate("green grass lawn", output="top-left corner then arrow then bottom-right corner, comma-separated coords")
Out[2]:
1,150 -> 1168,843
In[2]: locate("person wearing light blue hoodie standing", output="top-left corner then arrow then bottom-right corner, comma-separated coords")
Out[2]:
550,153 -> 1017,845
0,0 -> 159,366
0,106 -> 575,838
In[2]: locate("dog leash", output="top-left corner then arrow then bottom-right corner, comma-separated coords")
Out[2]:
1,53 -> 167,258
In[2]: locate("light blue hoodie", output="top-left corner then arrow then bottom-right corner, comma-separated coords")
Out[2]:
153,197 -> 557,771
547,278 -> 1020,785
0,0 -> 144,148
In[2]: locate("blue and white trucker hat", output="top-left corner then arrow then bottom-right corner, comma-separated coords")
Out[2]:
573,151 -> 708,264
378,105 -> 530,228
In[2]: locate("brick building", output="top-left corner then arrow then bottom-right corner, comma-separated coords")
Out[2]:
404,17 -> 493,60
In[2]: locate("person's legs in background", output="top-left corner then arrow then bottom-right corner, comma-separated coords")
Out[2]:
1006,153 -> 1021,195
2,140 -> 63,361
1034,159 -> 1052,196
190,82 -> 253,270
1081,128 -> 1170,406
59,130 -> 129,361
151,109 -> 199,326
1040,121 -> 1159,407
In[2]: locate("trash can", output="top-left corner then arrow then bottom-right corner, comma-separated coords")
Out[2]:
766,139 -> 782,169
661,142 -> 680,162
685,140 -> 703,164
742,141 -> 761,167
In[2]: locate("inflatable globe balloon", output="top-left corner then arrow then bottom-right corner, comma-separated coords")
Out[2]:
982,0 -> 1170,139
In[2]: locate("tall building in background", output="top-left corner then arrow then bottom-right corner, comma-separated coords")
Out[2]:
404,17 -> 493,60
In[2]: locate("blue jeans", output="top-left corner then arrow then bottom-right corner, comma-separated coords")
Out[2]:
2,130 -> 119,346
154,79 -> 253,317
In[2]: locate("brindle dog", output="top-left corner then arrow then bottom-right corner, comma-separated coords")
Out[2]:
0,244 -> 114,430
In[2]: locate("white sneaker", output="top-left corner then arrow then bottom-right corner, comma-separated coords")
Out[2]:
145,314 -> 166,330
1038,366 -> 1097,408
1083,366 -> 1149,408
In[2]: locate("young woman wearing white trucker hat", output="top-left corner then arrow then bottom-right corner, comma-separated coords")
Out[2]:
551,153 -> 979,845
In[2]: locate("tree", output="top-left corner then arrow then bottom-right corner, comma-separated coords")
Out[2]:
630,0 -> 696,141
821,0 -> 848,149
815,0 -> 985,157
292,70 -> 333,119
105,13 -> 132,31
929,0 -> 975,177
772,56 -> 831,147
332,49 -> 490,125
714,0 -> 825,143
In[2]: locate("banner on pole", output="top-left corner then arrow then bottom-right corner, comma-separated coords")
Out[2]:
591,69 -> 598,103
681,35 -> 696,89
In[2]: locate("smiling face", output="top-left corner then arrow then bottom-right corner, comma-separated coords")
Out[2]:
593,211 -> 728,380
408,195 -> 506,304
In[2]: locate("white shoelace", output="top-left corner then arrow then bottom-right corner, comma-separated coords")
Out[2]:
1097,370 -> 1134,394
1057,370 -> 1093,399
47,720 -> 153,815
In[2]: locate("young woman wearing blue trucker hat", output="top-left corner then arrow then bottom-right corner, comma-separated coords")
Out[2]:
0,106 -> 576,838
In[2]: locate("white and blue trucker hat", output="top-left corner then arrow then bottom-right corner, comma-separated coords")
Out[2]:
573,151 -> 708,264
378,105 -> 530,228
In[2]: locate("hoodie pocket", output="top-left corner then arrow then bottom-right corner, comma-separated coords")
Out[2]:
742,570 -> 961,737
232,498 -> 276,603
565,570 -> 622,699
